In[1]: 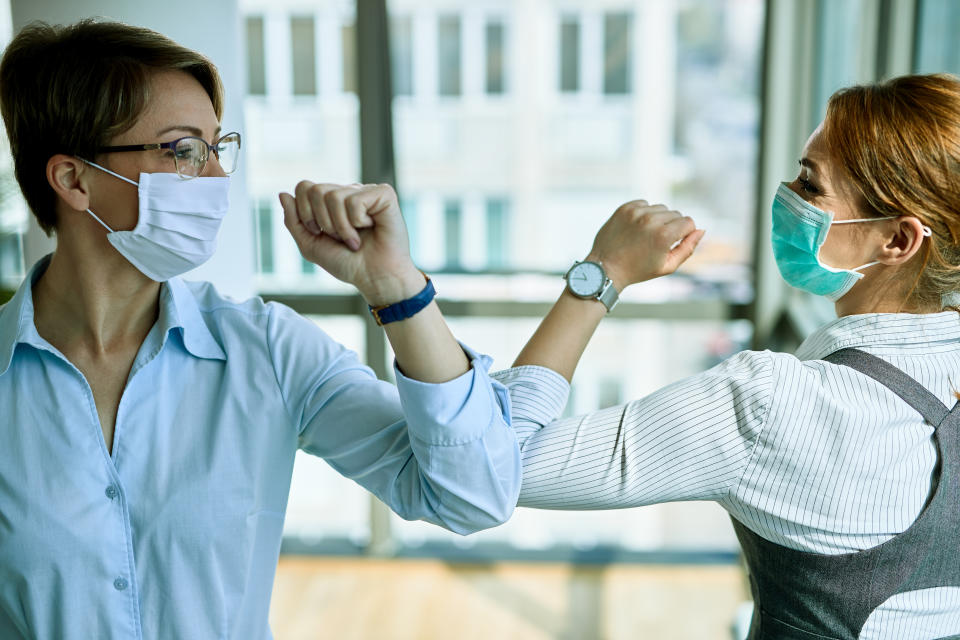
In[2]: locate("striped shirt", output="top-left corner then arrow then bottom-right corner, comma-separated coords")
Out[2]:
492,311 -> 960,639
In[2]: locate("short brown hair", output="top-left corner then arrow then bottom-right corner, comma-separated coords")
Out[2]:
822,74 -> 960,310
0,19 -> 224,235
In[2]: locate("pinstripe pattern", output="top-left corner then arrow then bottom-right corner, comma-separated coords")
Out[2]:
492,311 -> 960,637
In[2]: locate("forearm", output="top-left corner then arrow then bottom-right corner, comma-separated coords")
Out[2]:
362,269 -> 470,383
512,289 -> 607,382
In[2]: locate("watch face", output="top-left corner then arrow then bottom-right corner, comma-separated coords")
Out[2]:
567,262 -> 605,297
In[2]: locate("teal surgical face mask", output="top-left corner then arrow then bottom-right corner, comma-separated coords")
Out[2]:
770,183 -> 930,301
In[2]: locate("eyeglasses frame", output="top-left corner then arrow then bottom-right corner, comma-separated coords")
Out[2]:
96,131 -> 242,179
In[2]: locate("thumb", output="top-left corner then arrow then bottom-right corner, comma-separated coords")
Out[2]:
665,228 -> 706,271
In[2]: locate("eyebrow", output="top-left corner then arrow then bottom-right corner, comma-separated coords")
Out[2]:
799,157 -> 820,173
155,124 -> 222,139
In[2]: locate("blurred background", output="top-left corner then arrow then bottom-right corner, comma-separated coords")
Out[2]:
1,0 -> 959,638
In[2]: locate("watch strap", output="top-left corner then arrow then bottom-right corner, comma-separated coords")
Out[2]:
598,279 -> 619,312
368,274 -> 436,326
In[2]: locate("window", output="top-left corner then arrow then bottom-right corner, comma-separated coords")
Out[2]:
485,19 -> 506,95
245,16 -> 266,96
253,199 -> 274,275
438,15 -> 462,96
290,16 -> 317,96
0,232 -> 22,284
401,197 -> 419,264
342,22 -> 357,94
559,16 -> 580,93
301,257 -> 316,275
485,198 -> 508,269
391,16 -> 414,97
603,12 -> 631,95
443,199 -> 462,268
597,377 -> 623,409
915,0 -> 960,74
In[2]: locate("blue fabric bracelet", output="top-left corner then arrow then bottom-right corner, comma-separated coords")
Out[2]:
368,275 -> 436,326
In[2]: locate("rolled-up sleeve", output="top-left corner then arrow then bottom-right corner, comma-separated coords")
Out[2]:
267,302 -> 520,535
491,365 -> 571,448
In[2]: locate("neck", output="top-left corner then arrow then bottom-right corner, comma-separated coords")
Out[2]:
834,267 -> 940,317
32,231 -> 160,355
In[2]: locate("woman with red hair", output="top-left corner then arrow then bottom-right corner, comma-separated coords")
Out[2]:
508,74 -> 960,639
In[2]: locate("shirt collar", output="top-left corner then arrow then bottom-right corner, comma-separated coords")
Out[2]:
157,277 -> 226,362
0,256 -> 224,376
795,311 -> 960,361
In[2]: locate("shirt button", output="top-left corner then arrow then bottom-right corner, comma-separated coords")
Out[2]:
105,485 -> 119,500
114,577 -> 128,591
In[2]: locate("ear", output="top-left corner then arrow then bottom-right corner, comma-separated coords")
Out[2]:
46,154 -> 91,213
876,216 -> 929,266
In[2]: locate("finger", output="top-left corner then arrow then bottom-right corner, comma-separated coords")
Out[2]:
665,228 -> 706,271
344,191 -> 375,230
305,184 -> 337,240
293,181 -> 321,235
325,187 -> 362,250
280,192 -> 310,251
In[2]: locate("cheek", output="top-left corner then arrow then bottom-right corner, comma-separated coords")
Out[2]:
92,181 -> 140,231
819,224 -> 873,268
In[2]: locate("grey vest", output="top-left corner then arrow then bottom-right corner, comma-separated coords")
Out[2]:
731,348 -> 960,639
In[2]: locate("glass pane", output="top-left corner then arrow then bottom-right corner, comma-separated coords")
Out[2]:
559,17 -> 580,92
485,20 -> 506,95
485,197 -> 508,269
391,15 -> 413,96
915,0 -> 960,74
243,3 -> 359,292
810,0 -> 865,124
291,16 -> 317,96
603,12 -> 631,95
254,199 -> 274,275
245,16 -> 266,96
342,22 -> 357,94
443,199 -> 462,268
438,15 -> 462,96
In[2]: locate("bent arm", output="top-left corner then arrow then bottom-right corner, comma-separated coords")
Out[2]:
516,351 -> 774,510
269,304 -> 519,535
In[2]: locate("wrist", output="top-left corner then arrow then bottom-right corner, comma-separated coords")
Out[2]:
358,266 -> 426,307
584,254 -> 627,292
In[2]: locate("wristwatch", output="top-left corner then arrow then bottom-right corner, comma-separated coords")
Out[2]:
564,260 -> 619,312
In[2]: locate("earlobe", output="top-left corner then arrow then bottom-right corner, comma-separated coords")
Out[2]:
46,154 -> 91,212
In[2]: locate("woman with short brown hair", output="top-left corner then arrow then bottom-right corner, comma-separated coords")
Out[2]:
0,19 -> 523,639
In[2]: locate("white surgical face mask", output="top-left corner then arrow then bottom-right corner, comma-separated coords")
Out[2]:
81,160 -> 231,282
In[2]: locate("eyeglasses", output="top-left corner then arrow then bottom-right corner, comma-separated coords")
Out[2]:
98,131 -> 242,179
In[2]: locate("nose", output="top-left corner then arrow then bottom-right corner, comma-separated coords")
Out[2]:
202,152 -> 227,178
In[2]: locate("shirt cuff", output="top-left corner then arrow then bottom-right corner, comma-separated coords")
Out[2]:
491,365 -> 570,426
394,341 -> 510,446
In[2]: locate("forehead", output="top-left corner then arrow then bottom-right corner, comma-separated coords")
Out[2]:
116,70 -> 219,143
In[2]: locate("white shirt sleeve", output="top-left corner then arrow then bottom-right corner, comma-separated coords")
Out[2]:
497,350 -> 775,509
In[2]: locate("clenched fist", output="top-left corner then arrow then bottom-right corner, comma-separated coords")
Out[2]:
586,200 -> 705,291
279,182 -> 425,306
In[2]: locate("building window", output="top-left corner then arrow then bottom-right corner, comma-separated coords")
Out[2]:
253,200 -> 274,275
0,232 -> 23,282
603,12 -> 632,95
245,16 -> 266,96
438,15 -> 462,96
391,16 -> 414,96
291,16 -> 317,96
400,197 -> 419,264
485,19 -> 506,95
485,198 -> 508,269
597,377 -> 623,410
342,22 -> 357,94
559,16 -> 580,93
443,199 -> 462,268
301,256 -> 316,275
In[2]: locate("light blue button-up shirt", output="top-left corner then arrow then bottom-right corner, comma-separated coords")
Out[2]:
0,257 -> 520,639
